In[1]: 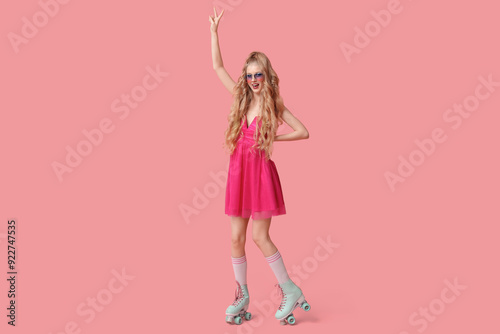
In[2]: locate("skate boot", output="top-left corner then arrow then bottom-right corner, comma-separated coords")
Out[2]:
275,279 -> 311,325
225,281 -> 251,325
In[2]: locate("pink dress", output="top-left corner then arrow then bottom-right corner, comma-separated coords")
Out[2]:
225,114 -> 286,220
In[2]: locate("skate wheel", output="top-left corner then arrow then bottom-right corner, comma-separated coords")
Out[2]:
245,312 -> 252,320
234,316 -> 242,325
302,302 -> 311,311
287,315 -> 296,325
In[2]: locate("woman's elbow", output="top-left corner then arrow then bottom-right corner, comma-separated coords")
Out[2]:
302,130 -> 309,139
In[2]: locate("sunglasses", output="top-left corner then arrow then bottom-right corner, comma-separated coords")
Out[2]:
246,73 -> 264,81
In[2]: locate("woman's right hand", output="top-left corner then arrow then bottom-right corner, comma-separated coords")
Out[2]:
208,7 -> 224,33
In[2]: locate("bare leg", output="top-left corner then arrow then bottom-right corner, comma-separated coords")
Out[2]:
252,217 -> 278,257
230,216 -> 250,258
226,218 -> 251,324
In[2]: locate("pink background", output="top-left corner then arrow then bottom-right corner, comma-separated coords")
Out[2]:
1,0 -> 499,333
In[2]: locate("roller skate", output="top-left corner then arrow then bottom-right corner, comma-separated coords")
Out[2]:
225,281 -> 251,325
275,279 -> 311,325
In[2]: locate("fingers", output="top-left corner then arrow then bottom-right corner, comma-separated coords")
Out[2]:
215,10 -> 224,23
211,6 -> 224,25
213,6 -> 224,18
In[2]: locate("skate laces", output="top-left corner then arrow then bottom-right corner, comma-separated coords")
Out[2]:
275,283 -> 287,311
232,282 -> 244,306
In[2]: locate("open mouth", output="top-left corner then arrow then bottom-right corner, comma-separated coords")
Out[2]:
252,83 -> 259,89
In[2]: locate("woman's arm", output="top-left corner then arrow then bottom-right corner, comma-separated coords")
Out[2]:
209,8 -> 236,94
274,108 -> 310,141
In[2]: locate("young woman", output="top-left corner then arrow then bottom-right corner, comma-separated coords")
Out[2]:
209,8 -> 311,326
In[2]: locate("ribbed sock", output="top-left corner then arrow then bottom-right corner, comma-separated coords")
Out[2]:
232,255 -> 247,285
265,250 -> 290,284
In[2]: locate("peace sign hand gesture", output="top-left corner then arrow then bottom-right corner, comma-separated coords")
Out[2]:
209,7 -> 224,33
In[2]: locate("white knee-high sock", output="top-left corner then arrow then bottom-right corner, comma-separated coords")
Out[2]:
232,255 -> 247,285
266,250 -> 290,284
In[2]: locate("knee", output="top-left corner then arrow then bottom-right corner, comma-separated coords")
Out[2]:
231,234 -> 246,249
252,233 -> 270,248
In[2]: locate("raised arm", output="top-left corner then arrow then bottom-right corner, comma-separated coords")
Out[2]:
209,7 -> 236,94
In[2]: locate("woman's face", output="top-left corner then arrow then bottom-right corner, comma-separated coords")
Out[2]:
246,63 -> 264,94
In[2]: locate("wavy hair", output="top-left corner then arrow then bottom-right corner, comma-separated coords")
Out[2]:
222,51 -> 285,161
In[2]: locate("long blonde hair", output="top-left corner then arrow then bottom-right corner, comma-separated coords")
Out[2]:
223,51 -> 285,161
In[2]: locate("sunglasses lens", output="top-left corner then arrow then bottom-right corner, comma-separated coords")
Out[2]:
247,73 -> 264,81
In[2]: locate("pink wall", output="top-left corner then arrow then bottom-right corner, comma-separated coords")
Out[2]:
1,0 -> 499,333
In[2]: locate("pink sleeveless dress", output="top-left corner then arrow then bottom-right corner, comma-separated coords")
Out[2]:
225,114 -> 286,220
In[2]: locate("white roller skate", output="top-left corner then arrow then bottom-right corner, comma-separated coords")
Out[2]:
225,281 -> 251,325
275,279 -> 311,325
